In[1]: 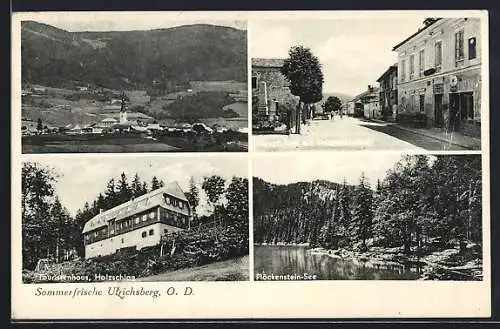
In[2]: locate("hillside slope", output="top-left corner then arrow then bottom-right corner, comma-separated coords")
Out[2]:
21,21 -> 247,89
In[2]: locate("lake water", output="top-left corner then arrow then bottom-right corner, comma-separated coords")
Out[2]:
254,245 -> 421,280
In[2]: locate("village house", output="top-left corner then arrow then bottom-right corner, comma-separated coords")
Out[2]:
82,182 -> 192,259
348,85 -> 380,119
362,85 -> 381,119
376,64 -> 398,121
393,17 -> 481,137
251,58 -> 299,123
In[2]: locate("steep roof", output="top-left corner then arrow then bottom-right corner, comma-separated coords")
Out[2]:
82,182 -> 189,234
376,64 -> 398,82
252,58 -> 285,68
392,18 -> 442,51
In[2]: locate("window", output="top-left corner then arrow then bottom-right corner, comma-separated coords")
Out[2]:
179,202 -> 184,209
121,238 -> 124,243
419,49 -> 425,77
455,30 -> 464,65
469,37 -> 477,60
435,41 -> 442,72
165,196 -> 170,204
409,55 -> 415,80
164,229 -> 168,234
142,231 -> 147,238
149,211 -> 155,219
142,214 -> 147,222
135,217 -> 140,224
252,76 -> 257,89
400,60 -> 406,82
149,229 -> 154,236
419,95 -> 425,113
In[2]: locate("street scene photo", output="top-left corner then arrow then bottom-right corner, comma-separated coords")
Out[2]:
251,16 -> 482,151
21,17 -> 248,153
21,155 -> 249,282
253,153 -> 483,280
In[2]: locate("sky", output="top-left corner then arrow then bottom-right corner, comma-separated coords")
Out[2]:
250,16 -> 427,96
253,152 -> 408,187
23,155 -> 248,217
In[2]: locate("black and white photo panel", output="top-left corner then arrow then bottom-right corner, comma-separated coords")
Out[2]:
250,17 -> 483,152
21,155 -> 249,282
20,18 -> 248,153
253,153 -> 483,281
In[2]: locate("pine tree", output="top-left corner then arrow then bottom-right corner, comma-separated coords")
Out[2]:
141,181 -> 148,194
151,176 -> 161,190
351,173 -> 373,251
117,172 -> 132,203
104,178 -> 117,208
131,173 -> 143,198
185,176 -> 200,217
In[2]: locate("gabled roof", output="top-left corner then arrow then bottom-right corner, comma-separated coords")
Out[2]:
392,18 -> 442,51
376,64 -> 398,82
82,182 -> 189,234
252,58 -> 285,68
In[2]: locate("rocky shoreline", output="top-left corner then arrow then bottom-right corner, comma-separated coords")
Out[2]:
306,245 -> 483,281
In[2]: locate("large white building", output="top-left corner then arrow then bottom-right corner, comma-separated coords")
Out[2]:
82,182 -> 192,259
393,17 -> 482,137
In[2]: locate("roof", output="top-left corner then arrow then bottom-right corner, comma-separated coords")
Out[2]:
252,58 -> 285,68
392,18 -> 442,51
82,182 -> 189,234
101,117 -> 117,122
376,64 -> 398,82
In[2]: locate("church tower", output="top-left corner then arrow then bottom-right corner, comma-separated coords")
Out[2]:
119,91 -> 128,123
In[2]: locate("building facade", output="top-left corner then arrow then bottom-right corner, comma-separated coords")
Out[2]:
251,58 -> 299,123
393,18 -> 481,137
376,64 -> 398,121
82,182 -> 192,259
362,86 -> 381,119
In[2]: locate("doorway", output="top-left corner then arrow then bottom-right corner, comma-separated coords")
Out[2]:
434,94 -> 444,127
449,93 -> 460,131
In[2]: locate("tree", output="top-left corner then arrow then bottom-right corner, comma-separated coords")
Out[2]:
185,177 -> 200,218
322,96 -> 342,114
351,173 -> 373,251
117,172 -> 132,204
202,175 -> 226,225
141,181 -> 148,194
131,173 -> 143,198
22,162 -> 57,269
225,177 -> 248,226
281,45 -> 324,134
36,118 -> 43,132
151,176 -> 164,190
104,178 -> 117,209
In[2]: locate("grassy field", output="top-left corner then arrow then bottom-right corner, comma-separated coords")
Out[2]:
137,256 -> 249,281
22,133 -> 247,153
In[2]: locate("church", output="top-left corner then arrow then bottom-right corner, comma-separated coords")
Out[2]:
82,182 -> 192,259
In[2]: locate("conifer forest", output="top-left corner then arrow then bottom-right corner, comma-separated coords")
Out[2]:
253,155 -> 482,280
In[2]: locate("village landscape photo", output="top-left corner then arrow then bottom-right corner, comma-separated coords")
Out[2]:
21,18 -> 248,153
251,17 -> 482,151
21,155 -> 249,282
253,153 -> 483,281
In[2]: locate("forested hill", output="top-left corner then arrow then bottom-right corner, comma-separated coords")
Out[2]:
253,177 -> 356,245
21,21 -> 247,89
253,155 -> 482,256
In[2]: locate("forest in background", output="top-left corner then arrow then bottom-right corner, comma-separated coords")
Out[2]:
254,155 -> 482,260
22,162 -> 248,277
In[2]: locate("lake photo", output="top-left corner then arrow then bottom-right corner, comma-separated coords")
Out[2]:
253,153 -> 483,281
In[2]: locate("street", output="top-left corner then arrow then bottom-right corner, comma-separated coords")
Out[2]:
252,117 -> 471,151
